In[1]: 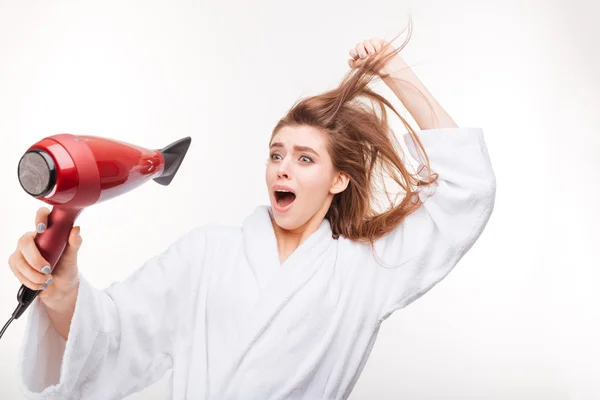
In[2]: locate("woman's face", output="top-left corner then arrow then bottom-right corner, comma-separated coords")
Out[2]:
265,125 -> 347,231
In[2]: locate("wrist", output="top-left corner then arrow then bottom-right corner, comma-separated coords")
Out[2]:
41,283 -> 79,311
380,57 -> 410,81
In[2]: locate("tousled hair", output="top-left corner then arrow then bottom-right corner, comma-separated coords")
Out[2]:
270,16 -> 439,247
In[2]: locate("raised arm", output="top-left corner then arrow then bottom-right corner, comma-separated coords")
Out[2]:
349,39 -> 458,130
349,41 -> 496,319
381,55 -> 458,130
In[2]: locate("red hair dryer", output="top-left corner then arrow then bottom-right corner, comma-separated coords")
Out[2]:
12,134 -> 191,320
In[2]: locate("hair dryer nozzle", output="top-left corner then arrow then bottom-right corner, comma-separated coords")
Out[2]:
18,150 -> 57,197
154,137 -> 192,186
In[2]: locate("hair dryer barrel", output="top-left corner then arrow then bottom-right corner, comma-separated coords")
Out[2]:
11,134 -> 192,320
17,134 -> 192,207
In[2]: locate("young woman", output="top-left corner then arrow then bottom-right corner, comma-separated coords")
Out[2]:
11,20 -> 496,400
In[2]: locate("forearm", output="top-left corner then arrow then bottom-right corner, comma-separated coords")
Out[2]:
381,57 -> 458,130
41,284 -> 79,341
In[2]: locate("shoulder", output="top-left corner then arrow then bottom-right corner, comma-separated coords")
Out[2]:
185,222 -> 241,240
181,223 -> 243,252
336,234 -> 374,262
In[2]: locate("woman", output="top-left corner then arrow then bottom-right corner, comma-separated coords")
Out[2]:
11,20 -> 496,400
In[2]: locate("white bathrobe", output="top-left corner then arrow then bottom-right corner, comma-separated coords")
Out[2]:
18,126 -> 496,400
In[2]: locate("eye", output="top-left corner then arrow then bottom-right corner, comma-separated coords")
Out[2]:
269,152 -> 312,163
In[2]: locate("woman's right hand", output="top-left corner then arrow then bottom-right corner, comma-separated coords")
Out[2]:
7,206 -> 83,304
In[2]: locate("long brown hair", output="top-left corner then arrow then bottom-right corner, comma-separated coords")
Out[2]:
270,16 -> 439,247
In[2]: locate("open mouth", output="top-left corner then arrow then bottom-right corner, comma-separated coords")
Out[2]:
274,190 -> 296,208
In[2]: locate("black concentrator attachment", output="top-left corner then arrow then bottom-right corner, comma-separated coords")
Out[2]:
154,137 -> 192,186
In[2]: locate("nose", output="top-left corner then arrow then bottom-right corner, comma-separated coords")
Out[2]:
276,157 -> 291,179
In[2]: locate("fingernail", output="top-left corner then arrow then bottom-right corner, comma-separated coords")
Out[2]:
45,277 -> 54,284
360,52 -> 365,58
351,51 -> 357,57
42,266 -> 51,274
37,223 -> 45,233
41,284 -> 48,290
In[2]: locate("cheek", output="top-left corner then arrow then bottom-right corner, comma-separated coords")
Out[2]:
265,164 -> 275,179
299,169 -> 331,195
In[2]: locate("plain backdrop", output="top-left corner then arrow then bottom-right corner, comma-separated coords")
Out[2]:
0,0 -> 598,399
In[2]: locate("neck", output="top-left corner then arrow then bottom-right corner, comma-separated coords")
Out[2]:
269,201 -> 330,265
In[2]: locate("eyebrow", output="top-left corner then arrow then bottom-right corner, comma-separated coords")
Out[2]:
269,142 -> 320,157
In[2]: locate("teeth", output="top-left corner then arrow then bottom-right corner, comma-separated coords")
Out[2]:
276,189 -> 291,193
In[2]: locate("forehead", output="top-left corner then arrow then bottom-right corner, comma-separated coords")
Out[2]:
271,125 -> 327,147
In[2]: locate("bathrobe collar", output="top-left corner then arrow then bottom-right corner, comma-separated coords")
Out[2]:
214,205 -> 337,395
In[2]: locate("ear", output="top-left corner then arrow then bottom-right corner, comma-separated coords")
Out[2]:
329,172 -> 350,195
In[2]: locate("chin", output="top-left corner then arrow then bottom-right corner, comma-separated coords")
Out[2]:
270,210 -> 295,230
270,202 -> 302,230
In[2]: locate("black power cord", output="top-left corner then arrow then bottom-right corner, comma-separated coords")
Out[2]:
0,285 -> 41,340
0,316 -> 15,340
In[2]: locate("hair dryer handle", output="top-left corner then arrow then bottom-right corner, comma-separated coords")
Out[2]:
14,207 -> 83,319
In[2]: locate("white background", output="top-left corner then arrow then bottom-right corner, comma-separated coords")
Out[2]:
0,0 -> 598,399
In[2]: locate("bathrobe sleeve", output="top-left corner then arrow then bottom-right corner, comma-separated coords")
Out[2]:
373,127 -> 496,320
17,226 -> 206,400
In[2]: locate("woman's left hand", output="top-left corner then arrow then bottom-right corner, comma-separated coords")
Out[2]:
348,38 -> 405,77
